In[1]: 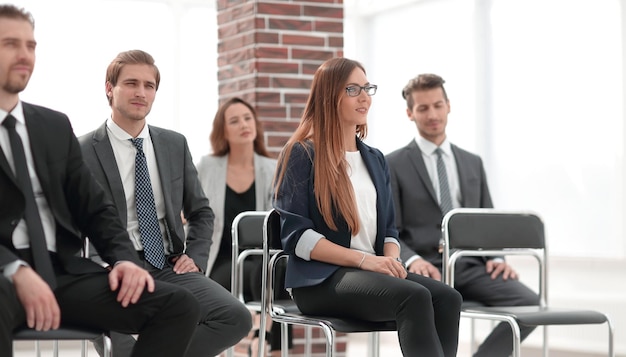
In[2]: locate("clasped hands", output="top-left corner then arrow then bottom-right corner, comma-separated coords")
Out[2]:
358,255 -> 407,279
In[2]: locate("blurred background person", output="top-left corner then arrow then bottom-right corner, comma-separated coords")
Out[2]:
197,97 -> 290,356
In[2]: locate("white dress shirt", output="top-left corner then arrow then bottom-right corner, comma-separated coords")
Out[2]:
415,136 -> 462,210
106,119 -> 171,253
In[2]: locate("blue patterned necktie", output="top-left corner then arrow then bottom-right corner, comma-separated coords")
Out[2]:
3,115 -> 56,288
435,147 -> 453,215
130,138 -> 166,269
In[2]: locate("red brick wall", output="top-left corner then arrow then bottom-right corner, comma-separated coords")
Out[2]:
217,0 -> 344,157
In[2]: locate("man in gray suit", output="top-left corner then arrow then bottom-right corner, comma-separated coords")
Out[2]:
386,73 -> 539,357
79,50 -> 251,357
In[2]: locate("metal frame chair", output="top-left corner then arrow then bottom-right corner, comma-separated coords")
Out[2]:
263,209 -> 397,357
441,208 -> 614,357
226,210 -> 272,357
12,238 -> 112,357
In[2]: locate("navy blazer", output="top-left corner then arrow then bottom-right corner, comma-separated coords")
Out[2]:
386,140 -> 493,263
274,139 -> 398,289
0,103 -> 140,271
78,122 -> 215,271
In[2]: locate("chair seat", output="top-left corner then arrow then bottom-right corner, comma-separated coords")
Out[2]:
276,312 -> 396,333
461,300 -> 484,309
13,325 -> 106,340
463,305 -> 610,326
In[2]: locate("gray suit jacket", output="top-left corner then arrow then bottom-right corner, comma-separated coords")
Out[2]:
78,122 -> 215,271
195,153 -> 276,274
386,140 -> 493,264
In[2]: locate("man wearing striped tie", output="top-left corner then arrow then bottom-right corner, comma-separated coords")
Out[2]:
79,50 -> 251,357
386,73 -> 539,357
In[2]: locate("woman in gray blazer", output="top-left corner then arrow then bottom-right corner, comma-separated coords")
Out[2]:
196,97 -> 285,356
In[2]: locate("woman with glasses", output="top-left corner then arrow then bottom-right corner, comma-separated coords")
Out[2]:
273,57 -> 462,356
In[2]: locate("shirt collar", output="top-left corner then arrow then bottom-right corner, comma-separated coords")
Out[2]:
106,118 -> 150,141
414,135 -> 452,156
1,101 -> 26,125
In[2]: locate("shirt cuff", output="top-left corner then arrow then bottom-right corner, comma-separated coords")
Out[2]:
384,237 -> 401,251
2,260 -> 29,283
404,255 -> 422,269
295,229 -> 325,261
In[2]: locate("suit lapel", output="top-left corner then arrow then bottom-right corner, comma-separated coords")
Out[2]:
0,144 -> 17,187
23,104 -> 52,197
149,126 -> 174,222
92,123 -> 129,223
451,144 -> 469,207
405,140 -> 438,205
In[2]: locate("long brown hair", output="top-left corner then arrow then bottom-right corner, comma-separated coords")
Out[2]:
274,57 -> 367,232
210,97 -> 270,157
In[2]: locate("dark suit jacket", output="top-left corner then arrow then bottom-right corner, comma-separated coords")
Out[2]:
274,139 -> 398,289
0,103 -> 140,272
78,122 -> 214,271
386,140 -> 493,264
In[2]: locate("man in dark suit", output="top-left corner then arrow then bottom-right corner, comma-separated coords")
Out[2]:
386,73 -> 539,357
0,5 -> 200,357
79,49 -> 251,357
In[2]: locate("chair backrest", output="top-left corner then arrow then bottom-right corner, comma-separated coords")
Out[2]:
232,211 -> 269,250
230,211 -> 270,301
264,209 -> 283,251
441,208 -> 547,305
443,208 -> 545,250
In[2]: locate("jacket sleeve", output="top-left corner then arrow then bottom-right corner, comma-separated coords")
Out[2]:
273,142 -> 316,254
180,139 -> 214,270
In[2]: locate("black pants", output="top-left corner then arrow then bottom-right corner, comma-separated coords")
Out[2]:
92,254 -> 252,357
292,268 -> 462,357
445,257 -> 540,357
2,268 -> 199,357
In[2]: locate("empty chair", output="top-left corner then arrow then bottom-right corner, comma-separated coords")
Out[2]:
227,210 -> 270,357
441,208 -> 614,357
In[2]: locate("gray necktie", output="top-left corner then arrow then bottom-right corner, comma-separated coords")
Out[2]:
435,147 -> 453,215
3,115 -> 56,288
130,138 -> 166,269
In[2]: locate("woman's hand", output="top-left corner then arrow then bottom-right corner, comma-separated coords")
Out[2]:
360,255 -> 407,279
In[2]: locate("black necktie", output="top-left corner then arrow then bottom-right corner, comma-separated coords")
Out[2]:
130,138 -> 166,269
3,115 -> 56,288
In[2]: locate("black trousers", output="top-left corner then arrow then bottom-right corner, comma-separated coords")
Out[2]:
292,268 -> 462,357
443,257 -> 540,357
1,264 -> 199,357
93,254 -> 253,357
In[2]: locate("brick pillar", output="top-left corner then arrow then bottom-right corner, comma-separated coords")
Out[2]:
217,0 -> 344,157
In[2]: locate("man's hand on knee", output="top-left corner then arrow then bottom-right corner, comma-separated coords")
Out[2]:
108,261 -> 155,307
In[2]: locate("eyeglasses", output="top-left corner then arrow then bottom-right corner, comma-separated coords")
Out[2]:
345,84 -> 378,97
